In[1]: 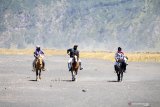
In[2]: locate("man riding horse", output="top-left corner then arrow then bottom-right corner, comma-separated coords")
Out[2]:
114,47 -> 128,72
67,45 -> 83,71
32,45 -> 45,71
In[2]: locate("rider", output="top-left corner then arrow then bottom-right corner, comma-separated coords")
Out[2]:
114,47 -> 128,72
67,45 -> 83,71
32,45 -> 45,71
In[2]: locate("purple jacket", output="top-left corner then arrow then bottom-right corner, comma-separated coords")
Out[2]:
34,49 -> 44,58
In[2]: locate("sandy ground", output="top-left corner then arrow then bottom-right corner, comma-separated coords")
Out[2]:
0,55 -> 160,107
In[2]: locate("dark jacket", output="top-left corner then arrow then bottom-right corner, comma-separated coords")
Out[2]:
67,48 -> 79,58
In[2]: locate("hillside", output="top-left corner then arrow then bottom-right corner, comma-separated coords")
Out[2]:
0,0 -> 160,51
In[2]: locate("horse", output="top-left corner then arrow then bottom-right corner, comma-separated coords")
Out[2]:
35,55 -> 43,81
115,60 -> 126,82
71,55 -> 79,81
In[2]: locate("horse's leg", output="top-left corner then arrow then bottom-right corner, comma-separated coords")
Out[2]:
117,71 -> 120,82
73,71 -> 75,81
74,71 -> 76,81
71,71 -> 73,81
36,69 -> 38,81
117,72 -> 119,82
75,69 -> 78,75
116,70 -> 118,81
71,71 -> 75,81
121,70 -> 123,81
115,65 -> 120,82
39,69 -> 41,80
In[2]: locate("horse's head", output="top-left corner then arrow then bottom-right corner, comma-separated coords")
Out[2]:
73,55 -> 78,63
117,58 -> 123,63
36,55 -> 43,67
72,55 -> 79,71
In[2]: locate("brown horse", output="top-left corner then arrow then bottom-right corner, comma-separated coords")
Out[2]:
115,56 -> 128,82
71,55 -> 79,81
35,55 -> 43,81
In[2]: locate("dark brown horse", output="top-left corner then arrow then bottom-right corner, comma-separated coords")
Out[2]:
71,55 -> 79,81
115,60 -> 126,82
35,55 -> 43,81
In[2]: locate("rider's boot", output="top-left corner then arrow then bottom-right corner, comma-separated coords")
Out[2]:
79,62 -> 83,70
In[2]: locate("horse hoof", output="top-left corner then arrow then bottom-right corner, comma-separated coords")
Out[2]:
72,78 -> 76,81
37,79 -> 40,81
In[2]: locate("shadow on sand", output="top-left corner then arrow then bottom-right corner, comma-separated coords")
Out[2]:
29,80 -> 37,82
50,79 -> 74,82
60,80 -> 74,82
107,80 -> 119,82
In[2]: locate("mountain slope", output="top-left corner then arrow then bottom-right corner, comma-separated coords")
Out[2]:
0,0 -> 160,51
